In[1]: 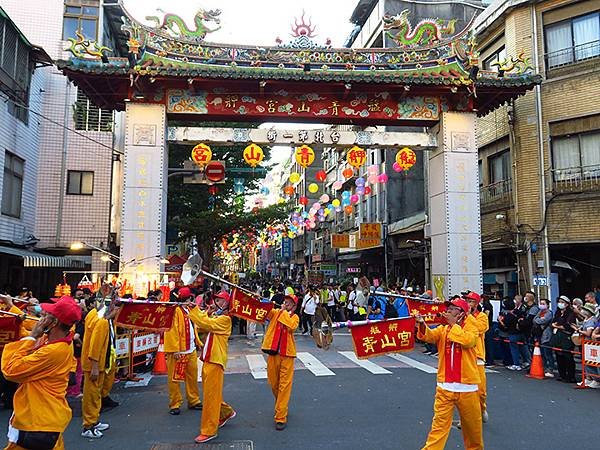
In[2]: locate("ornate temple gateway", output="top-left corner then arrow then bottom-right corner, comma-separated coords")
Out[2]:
57,4 -> 540,296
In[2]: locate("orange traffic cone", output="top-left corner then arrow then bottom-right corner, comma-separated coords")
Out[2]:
153,333 -> 168,375
527,342 -> 545,380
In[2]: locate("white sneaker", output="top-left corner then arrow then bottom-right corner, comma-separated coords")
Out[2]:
588,380 -> 600,388
94,422 -> 110,431
514,365 -> 522,371
577,380 -> 587,386
544,372 -> 554,378
482,410 -> 489,423
82,428 -> 103,439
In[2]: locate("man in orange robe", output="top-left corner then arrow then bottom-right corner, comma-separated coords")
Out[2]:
261,294 -> 299,430
1,295 -> 81,450
417,297 -> 482,450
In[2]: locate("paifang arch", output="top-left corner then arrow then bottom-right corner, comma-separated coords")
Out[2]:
58,5 -> 540,297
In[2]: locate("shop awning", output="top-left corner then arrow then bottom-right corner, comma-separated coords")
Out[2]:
0,245 -> 85,268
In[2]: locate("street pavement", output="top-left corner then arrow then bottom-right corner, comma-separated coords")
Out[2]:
0,333 -> 597,449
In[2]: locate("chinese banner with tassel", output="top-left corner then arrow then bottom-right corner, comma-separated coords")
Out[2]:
0,316 -> 22,350
115,302 -> 178,331
350,317 -> 415,359
230,288 -> 274,323
406,299 -> 447,325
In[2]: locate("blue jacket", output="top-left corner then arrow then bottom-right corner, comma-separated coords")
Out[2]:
393,298 -> 409,318
368,295 -> 386,320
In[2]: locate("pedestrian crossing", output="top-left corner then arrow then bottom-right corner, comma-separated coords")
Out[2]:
338,351 -> 393,374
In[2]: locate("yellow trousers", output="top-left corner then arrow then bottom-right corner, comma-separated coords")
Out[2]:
101,363 -> 116,398
82,370 -> 106,428
200,362 -> 234,437
166,352 -> 201,409
477,365 -> 487,414
422,387 -> 483,450
266,354 -> 295,423
4,435 -> 64,450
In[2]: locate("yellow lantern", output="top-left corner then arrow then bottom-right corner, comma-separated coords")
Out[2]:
289,172 -> 301,184
346,146 -> 367,169
395,147 -> 417,170
308,183 -> 319,194
243,143 -> 264,168
295,145 -> 315,168
191,143 -> 212,167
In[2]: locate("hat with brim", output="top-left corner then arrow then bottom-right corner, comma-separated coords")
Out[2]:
178,287 -> 193,299
41,296 -> 81,326
581,303 -> 596,316
463,291 -> 481,303
445,298 -> 470,314
284,294 -> 298,305
559,295 -> 571,304
215,291 -> 231,304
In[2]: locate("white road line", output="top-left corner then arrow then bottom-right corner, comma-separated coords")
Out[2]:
386,354 -> 438,374
297,352 -> 336,376
246,354 -> 268,379
338,351 -> 392,374
124,372 -> 154,388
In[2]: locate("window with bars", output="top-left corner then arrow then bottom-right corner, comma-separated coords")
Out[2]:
63,1 -> 100,40
73,88 -> 113,131
552,130 -> 600,181
66,170 -> 94,195
545,11 -> 600,69
1,152 -> 24,218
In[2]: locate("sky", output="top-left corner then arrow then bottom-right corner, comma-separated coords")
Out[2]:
124,0 -> 357,204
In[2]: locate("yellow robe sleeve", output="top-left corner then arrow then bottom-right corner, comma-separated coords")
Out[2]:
88,318 -> 109,363
277,310 -> 299,332
467,312 -> 489,335
2,339 -> 60,383
417,323 -> 444,344
188,308 -> 231,335
447,323 -> 478,348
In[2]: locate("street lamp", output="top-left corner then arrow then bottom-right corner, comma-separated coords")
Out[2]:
70,241 -> 120,261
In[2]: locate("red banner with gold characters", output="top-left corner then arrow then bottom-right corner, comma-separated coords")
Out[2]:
230,288 -> 274,323
0,316 -> 21,350
115,302 -> 177,331
350,317 -> 415,359
406,299 -> 447,325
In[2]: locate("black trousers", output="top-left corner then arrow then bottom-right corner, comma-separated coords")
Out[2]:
555,350 -> 575,381
301,313 -> 314,333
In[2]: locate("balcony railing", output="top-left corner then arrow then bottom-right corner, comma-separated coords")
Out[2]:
480,179 -> 512,206
550,164 -> 600,193
545,40 -> 600,71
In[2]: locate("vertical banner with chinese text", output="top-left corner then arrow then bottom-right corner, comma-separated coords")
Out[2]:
350,317 -> 415,359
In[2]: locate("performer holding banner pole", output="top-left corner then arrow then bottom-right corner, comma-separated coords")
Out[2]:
416,297 -> 483,450
261,294 -> 299,431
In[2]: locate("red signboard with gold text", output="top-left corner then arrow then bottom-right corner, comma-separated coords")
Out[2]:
230,288 -> 274,323
0,316 -> 21,350
406,299 -> 447,325
350,317 -> 415,359
115,302 -> 177,331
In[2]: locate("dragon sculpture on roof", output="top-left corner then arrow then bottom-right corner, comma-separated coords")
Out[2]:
145,8 -> 221,42
383,9 -> 457,47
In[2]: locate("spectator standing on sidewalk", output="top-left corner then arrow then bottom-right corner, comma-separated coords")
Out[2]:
497,298 -> 514,368
532,298 -> 555,377
577,304 -> 599,388
481,295 -> 495,366
550,296 -> 577,383
300,288 -> 317,335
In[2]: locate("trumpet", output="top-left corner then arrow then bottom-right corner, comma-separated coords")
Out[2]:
0,309 -> 41,322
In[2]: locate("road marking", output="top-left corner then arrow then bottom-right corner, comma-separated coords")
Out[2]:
124,372 -> 154,388
338,351 -> 392,374
297,352 -> 336,376
386,354 -> 437,374
246,354 -> 268,379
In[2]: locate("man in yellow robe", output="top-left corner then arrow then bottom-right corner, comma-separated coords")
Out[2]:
261,294 -> 299,430
1,295 -> 81,450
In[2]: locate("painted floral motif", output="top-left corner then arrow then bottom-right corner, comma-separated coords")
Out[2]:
167,90 -> 208,113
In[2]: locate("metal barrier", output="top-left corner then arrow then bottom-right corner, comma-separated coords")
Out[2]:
581,339 -> 600,385
115,330 -> 160,375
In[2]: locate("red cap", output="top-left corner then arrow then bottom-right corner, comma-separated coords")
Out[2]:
284,294 -> 298,305
41,296 -> 81,326
445,298 -> 470,314
463,291 -> 481,303
215,291 -> 230,303
178,287 -> 193,299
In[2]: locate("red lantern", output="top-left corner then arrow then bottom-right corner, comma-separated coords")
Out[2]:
316,170 -> 327,182
299,196 -> 309,206
342,168 -> 354,179
208,186 -> 218,195
364,186 -> 372,195
283,185 -> 295,196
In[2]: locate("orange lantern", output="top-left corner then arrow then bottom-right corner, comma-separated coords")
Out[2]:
344,205 -> 353,214
316,170 -> 327,182
295,145 -> 315,168
243,143 -> 264,168
283,185 -> 295,196
395,147 -> 417,170
346,146 -> 367,169
191,143 -> 212,167
342,167 -> 354,179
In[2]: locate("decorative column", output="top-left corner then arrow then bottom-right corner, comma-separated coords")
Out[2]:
120,103 -> 168,294
428,112 -> 482,299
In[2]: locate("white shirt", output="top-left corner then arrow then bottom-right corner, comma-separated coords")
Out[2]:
302,294 -> 317,315
327,289 -> 335,307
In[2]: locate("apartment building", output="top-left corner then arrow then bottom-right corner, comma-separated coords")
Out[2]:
475,0 -> 600,298
2,0 -> 125,286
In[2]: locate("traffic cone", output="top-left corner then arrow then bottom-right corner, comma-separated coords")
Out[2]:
527,342 -> 545,380
153,333 -> 168,375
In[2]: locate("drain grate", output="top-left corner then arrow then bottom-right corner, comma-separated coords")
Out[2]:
151,440 -> 253,450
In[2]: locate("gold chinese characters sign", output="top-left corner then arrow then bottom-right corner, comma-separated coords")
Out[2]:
346,146 -> 367,169
331,233 -> 350,249
350,317 -> 415,359
191,143 -> 213,167
359,223 -> 381,240
115,302 -> 178,331
230,288 -> 274,323
294,145 -> 315,168
243,143 -> 264,168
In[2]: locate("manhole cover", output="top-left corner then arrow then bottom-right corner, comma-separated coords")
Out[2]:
151,440 -> 253,450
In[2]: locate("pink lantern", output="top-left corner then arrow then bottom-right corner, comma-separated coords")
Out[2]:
393,162 -> 403,172
367,174 -> 378,184
350,194 -> 359,203
378,173 -> 389,183
320,194 -> 330,203
332,180 -> 343,190
367,165 -> 379,176
313,202 -> 321,210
